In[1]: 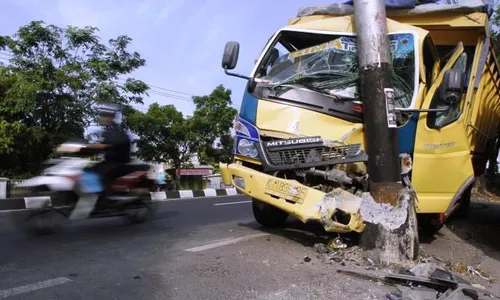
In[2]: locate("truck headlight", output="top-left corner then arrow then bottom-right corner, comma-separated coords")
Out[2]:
237,139 -> 259,158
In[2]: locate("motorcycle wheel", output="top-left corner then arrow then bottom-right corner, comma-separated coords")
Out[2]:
21,208 -> 68,235
13,192 -> 69,236
124,192 -> 155,224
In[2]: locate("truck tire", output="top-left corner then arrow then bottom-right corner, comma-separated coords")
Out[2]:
453,185 -> 472,218
417,213 -> 444,236
252,198 -> 288,228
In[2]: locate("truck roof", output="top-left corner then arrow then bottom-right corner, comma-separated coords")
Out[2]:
290,2 -> 491,38
287,11 -> 489,46
285,14 -> 430,39
295,1 -> 493,19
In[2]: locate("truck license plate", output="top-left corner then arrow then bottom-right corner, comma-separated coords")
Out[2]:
264,178 -> 307,203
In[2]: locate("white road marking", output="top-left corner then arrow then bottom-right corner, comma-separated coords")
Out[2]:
0,277 -> 72,299
185,233 -> 270,252
214,200 -> 252,206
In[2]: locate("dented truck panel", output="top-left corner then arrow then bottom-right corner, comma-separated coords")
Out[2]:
221,163 -> 365,233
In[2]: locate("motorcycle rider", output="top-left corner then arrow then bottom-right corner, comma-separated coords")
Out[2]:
69,103 -> 132,220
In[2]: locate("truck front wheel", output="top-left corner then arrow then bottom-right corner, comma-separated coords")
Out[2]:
252,199 -> 288,228
452,185 -> 472,218
417,213 -> 444,236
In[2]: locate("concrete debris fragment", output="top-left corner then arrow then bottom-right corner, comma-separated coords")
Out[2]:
313,243 -> 330,255
418,254 -> 448,269
410,263 -> 449,278
399,286 -> 439,300
313,242 -> 370,268
471,284 -> 486,290
437,289 -> 479,300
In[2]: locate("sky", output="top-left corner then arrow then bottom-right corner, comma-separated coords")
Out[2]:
0,0 -> 323,119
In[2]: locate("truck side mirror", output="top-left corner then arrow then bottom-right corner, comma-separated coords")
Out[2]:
221,41 -> 251,81
440,69 -> 465,104
222,41 -> 240,70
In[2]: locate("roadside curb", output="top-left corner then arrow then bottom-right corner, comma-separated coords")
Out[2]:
0,188 -> 241,212
151,188 -> 240,200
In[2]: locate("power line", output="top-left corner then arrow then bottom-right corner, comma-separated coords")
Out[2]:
123,82 -> 242,109
146,83 -> 194,97
116,78 -> 195,100
147,90 -> 194,103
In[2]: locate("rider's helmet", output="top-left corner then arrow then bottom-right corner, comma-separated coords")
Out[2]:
96,102 -> 122,125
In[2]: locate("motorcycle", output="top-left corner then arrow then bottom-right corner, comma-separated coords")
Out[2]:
12,139 -> 158,235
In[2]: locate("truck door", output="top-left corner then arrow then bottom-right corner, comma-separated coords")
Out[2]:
412,42 -> 475,214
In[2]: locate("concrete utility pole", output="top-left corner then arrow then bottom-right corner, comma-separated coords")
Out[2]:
353,0 -> 419,265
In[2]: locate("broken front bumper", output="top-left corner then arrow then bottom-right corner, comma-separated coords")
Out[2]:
219,162 -> 365,233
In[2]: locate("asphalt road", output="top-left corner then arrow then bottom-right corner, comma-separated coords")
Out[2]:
0,195 -> 394,300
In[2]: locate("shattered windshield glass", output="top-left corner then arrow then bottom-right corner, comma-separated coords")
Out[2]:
255,32 -> 416,108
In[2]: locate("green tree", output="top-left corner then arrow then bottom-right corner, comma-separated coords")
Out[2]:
0,21 -> 148,177
127,85 -> 237,178
190,85 -> 238,170
126,103 -> 197,188
126,103 -> 195,169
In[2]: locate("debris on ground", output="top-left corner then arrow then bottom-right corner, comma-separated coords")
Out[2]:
312,240 -> 499,299
313,243 -> 330,255
313,239 -> 373,269
455,263 -> 468,275
467,266 -> 495,283
335,264 -> 500,300
314,243 -> 366,267
414,253 -> 496,285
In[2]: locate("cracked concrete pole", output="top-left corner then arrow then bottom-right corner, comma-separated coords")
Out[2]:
353,0 -> 419,266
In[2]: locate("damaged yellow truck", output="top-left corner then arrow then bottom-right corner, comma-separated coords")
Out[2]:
219,3 -> 500,233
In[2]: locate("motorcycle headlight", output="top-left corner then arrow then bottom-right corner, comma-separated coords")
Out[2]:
237,139 -> 259,158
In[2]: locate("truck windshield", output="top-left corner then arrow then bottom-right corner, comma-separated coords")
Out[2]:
254,30 -> 416,109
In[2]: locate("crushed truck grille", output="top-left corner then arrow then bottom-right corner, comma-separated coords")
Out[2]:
258,139 -> 367,171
